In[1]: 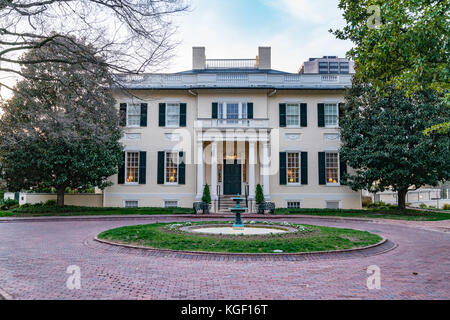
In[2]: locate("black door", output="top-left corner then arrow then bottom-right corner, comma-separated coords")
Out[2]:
223,161 -> 241,195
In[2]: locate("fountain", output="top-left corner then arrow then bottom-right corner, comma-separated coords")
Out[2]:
185,194 -> 296,236
229,193 -> 247,229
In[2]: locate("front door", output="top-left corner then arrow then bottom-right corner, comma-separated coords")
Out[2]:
223,161 -> 241,195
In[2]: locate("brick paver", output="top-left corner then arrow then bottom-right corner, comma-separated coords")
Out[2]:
0,216 -> 448,299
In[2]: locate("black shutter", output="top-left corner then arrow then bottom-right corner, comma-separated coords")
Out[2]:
300,103 -> 307,127
279,152 -> 287,185
140,103 -> 147,127
318,152 -> 326,185
157,151 -> 165,184
212,102 -> 218,119
159,103 -> 166,127
139,151 -> 146,184
178,151 -> 185,184
279,103 -> 286,127
318,103 -> 325,127
119,103 -> 127,127
247,103 -> 253,119
118,152 -> 125,184
339,154 -> 347,183
301,152 -> 308,185
338,103 -> 345,127
180,103 -> 187,127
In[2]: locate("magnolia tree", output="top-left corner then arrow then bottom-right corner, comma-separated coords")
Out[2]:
0,38 -> 123,207
339,83 -> 450,209
331,0 -> 449,135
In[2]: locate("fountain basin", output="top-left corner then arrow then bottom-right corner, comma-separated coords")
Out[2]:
181,224 -> 298,236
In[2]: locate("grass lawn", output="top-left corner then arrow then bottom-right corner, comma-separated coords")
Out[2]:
274,208 -> 450,221
97,221 -> 382,253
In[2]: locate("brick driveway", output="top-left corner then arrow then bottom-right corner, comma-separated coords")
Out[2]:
0,216 -> 449,299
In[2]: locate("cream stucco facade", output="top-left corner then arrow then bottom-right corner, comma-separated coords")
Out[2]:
104,47 -> 361,211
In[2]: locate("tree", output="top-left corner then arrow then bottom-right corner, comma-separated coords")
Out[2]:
255,184 -> 264,204
0,37 -> 123,207
0,0 -> 189,92
339,83 -> 450,209
202,184 -> 211,204
331,0 -> 450,134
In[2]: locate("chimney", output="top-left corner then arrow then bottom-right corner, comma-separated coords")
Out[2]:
257,47 -> 271,70
192,47 -> 206,70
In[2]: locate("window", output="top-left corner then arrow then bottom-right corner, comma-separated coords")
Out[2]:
329,62 -> 339,73
164,200 -> 178,208
319,62 -> 329,74
127,104 -> 141,127
287,201 -> 301,209
287,152 -> 300,184
126,152 -> 139,184
286,104 -> 300,127
340,62 -> 349,74
125,200 -> 138,208
166,103 -> 180,127
218,102 -> 248,120
324,103 -> 338,127
325,152 -> 339,184
165,152 -> 178,184
326,201 -> 340,209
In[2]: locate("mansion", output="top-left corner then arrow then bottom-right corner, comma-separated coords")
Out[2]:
104,47 -> 361,211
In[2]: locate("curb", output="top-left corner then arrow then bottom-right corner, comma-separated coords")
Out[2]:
0,214 -> 380,223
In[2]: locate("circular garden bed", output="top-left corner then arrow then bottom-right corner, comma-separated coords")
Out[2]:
97,221 -> 382,254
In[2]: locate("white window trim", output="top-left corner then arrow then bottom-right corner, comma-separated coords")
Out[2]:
285,103 -> 301,128
324,103 -> 339,128
286,200 -> 302,209
164,151 -> 179,186
286,151 -> 301,186
325,152 -> 340,186
123,200 -> 139,208
126,103 -> 141,128
217,101 -> 249,120
125,151 -> 139,185
163,200 -> 179,208
325,200 -> 342,209
165,102 -> 181,128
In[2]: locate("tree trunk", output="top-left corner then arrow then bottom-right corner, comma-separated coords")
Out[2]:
56,187 -> 65,207
397,189 -> 408,210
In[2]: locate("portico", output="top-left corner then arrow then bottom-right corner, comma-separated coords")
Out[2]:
195,130 -> 271,204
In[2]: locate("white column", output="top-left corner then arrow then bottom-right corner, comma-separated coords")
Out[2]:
196,141 -> 204,200
248,141 -> 256,199
211,141 -> 218,200
262,142 -> 270,199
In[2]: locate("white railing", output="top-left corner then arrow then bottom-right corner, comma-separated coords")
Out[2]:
206,59 -> 257,69
216,73 -> 249,82
321,75 -> 339,82
196,118 -> 270,129
115,73 -> 352,89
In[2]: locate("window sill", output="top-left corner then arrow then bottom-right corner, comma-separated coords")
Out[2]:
124,183 -> 140,186
325,183 -> 341,187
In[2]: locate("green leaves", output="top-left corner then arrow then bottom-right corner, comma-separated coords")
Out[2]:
339,84 -> 450,207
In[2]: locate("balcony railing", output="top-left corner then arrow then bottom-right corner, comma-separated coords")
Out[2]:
206,59 -> 257,69
196,118 -> 270,129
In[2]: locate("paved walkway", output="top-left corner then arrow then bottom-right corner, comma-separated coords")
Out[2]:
0,216 -> 449,299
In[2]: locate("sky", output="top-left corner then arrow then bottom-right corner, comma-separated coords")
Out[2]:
0,0 -> 352,99
168,0 -> 353,73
